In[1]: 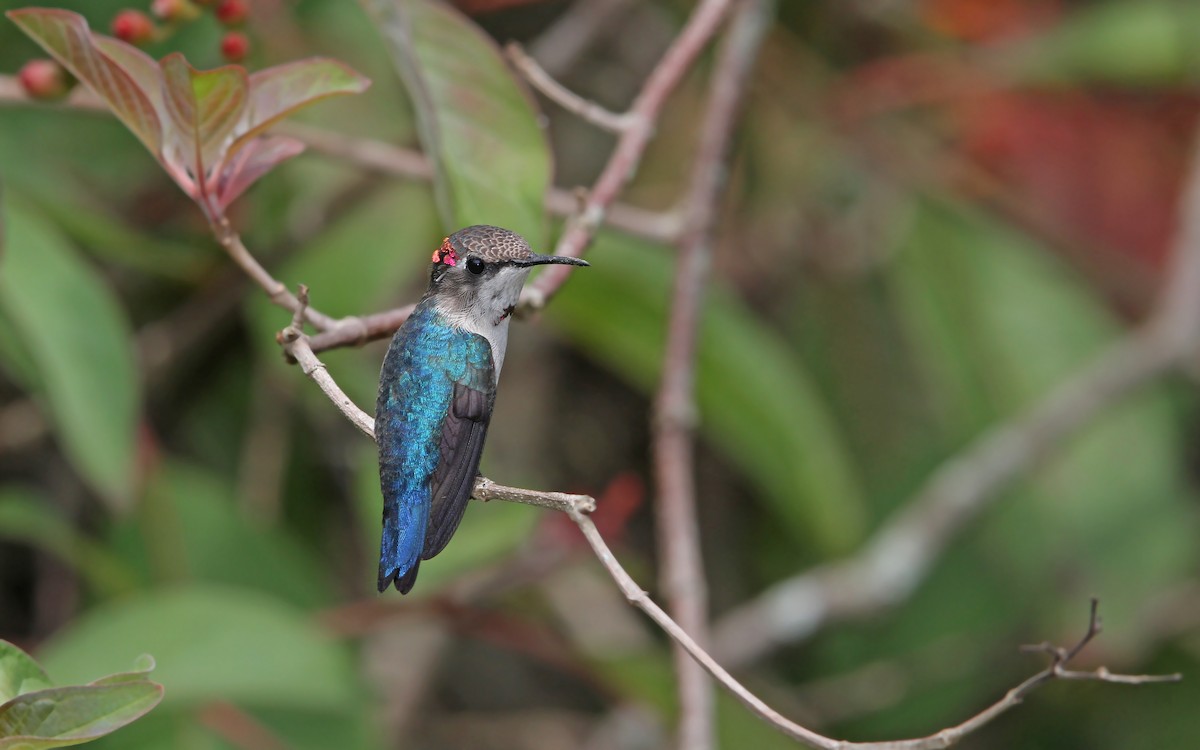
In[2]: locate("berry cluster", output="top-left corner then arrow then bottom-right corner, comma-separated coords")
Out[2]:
18,0 -> 251,100
112,0 -> 250,60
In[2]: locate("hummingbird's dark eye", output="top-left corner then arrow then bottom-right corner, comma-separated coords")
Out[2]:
466,257 -> 485,275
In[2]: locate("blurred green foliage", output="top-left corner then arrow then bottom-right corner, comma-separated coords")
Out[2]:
1,1 -> 1199,749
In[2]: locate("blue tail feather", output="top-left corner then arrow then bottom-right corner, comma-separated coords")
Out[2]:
378,488 -> 429,593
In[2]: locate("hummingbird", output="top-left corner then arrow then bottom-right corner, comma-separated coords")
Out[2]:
375,225 -> 589,593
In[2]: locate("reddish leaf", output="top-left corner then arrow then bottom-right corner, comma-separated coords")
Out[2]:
160,53 -> 249,192
235,58 -> 370,155
6,9 -> 162,153
9,7 -> 370,218
93,35 -> 168,117
213,135 -> 305,210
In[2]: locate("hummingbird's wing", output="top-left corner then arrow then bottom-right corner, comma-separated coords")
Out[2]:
423,343 -> 495,559
376,307 -> 494,594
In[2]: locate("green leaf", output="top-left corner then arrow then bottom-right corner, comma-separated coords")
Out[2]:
0,641 -> 51,702
237,58 -> 372,152
364,0 -> 551,243
0,650 -> 161,750
160,54 -> 249,186
38,586 -> 361,710
88,657 -> 157,687
546,232 -> 867,553
0,683 -> 162,749
0,197 -> 139,509
5,9 -> 162,154
0,489 -> 139,597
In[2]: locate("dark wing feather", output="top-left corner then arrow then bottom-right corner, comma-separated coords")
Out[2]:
422,353 -> 494,559
395,560 -> 420,595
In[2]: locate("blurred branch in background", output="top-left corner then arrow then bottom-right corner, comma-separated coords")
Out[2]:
651,1 -> 772,748
506,42 -> 634,133
713,125 -> 1200,666
521,0 -> 736,309
526,0 -> 638,76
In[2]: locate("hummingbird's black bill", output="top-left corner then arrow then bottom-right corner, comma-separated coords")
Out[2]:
512,253 -> 590,268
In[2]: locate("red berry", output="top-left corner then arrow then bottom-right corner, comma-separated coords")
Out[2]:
220,31 -> 249,62
17,59 -> 72,101
215,0 -> 248,26
111,10 -> 156,45
151,0 -> 201,23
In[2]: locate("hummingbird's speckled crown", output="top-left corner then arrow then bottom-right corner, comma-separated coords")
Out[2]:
433,225 -> 534,266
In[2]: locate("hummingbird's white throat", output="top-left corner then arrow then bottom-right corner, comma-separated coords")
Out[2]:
433,264 -> 531,375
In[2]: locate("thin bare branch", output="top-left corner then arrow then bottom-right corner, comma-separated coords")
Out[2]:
527,0 -> 639,77
522,0 -> 738,311
506,42 -> 633,133
208,216 -> 340,331
276,288 -> 376,438
473,477 -> 596,514
651,2 -> 771,748
713,131 -> 1200,667
304,305 -> 416,355
567,503 -> 1177,749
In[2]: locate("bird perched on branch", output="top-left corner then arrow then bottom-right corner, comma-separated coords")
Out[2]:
376,225 -> 588,593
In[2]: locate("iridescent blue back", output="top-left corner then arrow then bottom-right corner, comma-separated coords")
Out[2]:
376,299 -> 494,593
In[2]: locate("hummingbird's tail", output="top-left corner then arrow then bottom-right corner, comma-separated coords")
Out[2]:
378,488 -> 428,594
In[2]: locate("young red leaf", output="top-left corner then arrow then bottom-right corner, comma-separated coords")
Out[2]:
8,6 -> 370,219
160,53 -> 249,198
213,135 -> 305,210
92,36 -> 169,115
6,9 -> 162,153
233,58 -> 370,156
